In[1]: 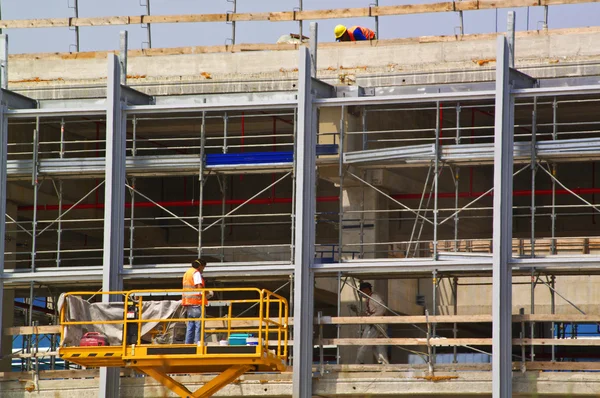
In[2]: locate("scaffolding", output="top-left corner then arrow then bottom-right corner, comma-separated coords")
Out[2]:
2,16 -> 600,398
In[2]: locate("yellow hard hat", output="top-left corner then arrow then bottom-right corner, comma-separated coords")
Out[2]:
334,25 -> 347,39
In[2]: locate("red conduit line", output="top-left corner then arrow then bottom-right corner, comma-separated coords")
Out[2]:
19,196 -> 340,212
18,189 -> 600,212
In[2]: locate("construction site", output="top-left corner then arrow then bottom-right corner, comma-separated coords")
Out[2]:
2,1 -> 600,397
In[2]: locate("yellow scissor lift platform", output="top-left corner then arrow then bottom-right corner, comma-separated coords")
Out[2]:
58,288 -> 288,398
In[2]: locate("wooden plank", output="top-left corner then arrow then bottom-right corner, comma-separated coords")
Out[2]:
6,26 -> 600,61
14,351 -> 58,358
0,369 -> 135,381
0,0 -> 598,29
5,325 -> 61,335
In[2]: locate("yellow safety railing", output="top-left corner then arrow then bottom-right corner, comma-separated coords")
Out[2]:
59,288 -> 288,361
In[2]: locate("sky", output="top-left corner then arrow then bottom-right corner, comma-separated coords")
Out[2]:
1,0 -> 600,54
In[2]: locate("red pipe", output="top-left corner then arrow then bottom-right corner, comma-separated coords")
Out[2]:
18,188 -> 600,212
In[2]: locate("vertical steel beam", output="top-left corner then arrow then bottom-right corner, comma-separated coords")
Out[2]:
143,0 -> 152,49
507,12 -> 515,69
119,31 -> 128,86
0,34 -> 7,90
492,35 -> 514,398
100,54 -> 126,398
299,0 -> 303,40
0,94 -> 7,362
309,23 -> 318,79
292,46 -> 316,398
70,0 -> 80,52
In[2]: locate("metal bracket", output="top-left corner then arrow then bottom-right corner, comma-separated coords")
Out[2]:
120,85 -> 154,106
1,89 -> 37,109
509,68 -> 538,90
336,86 -> 375,98
311,78 -> 335,99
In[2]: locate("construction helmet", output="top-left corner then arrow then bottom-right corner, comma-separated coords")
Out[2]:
334,24 -> 347,39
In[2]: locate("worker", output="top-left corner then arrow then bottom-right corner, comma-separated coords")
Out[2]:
355,282 -> 390,365
182,258 -> 211,344
334,25 -> 376,42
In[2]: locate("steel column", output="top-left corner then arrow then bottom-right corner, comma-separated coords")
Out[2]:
119,31 -> 128,86
0,35 -> 7,90
0,96 -> 7,361
309,23 -> 318,79
292,46 -> 316,398
492,35 -> 514,398
100,54 -> 126,398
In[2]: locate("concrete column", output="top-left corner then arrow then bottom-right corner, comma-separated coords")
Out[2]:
1,201 -> 17,371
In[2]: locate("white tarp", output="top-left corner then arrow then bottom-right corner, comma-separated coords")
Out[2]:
59,294 -> 185,347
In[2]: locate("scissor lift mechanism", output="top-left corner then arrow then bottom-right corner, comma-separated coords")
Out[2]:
58,288 -> 288,398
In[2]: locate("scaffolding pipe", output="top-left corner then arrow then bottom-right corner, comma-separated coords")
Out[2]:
531,97 -> 537,258
198,111 -> 206,257
338,106 -> 346,261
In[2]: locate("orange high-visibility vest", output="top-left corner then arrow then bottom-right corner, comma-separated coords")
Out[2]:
347,26 -> 376,41
182,267 -> 206,306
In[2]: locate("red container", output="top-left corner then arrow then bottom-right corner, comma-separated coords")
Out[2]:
80,332 -> 108,347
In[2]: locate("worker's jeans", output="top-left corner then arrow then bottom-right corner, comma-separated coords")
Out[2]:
185,305 -> 202,344
356,325 -> 390,365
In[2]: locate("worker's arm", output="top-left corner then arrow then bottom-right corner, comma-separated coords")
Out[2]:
351,27 -> 368,41
369,293 -> 387,317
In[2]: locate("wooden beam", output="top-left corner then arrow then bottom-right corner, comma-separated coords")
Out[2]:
5,325 -> 61,335
321,337 -> 600,346
0,0 -> 597,30
5,313 -> 600,336
7,26 -> 600,61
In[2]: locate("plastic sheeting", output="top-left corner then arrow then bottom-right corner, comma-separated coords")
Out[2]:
59,294 -> 185,347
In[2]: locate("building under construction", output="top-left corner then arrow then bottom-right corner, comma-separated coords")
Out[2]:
3,1 -> 600,397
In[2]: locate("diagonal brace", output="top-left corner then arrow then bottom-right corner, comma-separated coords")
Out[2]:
137,367 -> 195,398
137,364 -> 253,398
191,364 -> 253,397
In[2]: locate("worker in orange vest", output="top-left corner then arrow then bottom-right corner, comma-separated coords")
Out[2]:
334,25 -> 376,42
182,258 -> 211,344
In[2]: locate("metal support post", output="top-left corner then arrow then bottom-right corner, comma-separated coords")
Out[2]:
227,0 -> 237,45
198,111 -> 206,257
56,180 -> 63,267
452,277 -> 458,363
132,115 -> 137,156
336,271 -> 342,365
338,106 -> 346,261
530,97 -> 537,257
119,31 -> 128,86
141,0 -> 152,48
550,275 -> 556,362
507,12 -> 515,69
69,0 -> 80,52
373,0 -> 380,38
31,122 -> 39,271
530,273 -> 536,362
100,54 -> 126,397
0,94 -> 8,363
219,176 -> 227,262
492,34 -> 514,398
543,6 -> 549,30
432,271 -> 438,364
128,177 -> 136,266
433,102 -> 440,260
299,0 -> 303,40
0,34 -> 7,90
309,23 -> 318,79
292,46 -> 317,398
454,104 -> 461,251
551,98 -> 558,254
